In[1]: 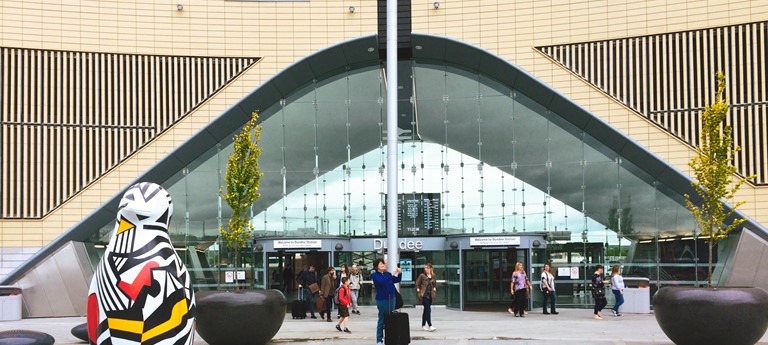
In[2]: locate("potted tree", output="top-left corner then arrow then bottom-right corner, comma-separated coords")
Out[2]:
195,112 -> 286,345
652,73 -> 768,345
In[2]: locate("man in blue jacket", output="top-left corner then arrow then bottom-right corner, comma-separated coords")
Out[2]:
372,258 -> 401,345
297,264 -> 319,319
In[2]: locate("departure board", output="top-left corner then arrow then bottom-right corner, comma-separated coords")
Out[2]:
394,193 -> 441,235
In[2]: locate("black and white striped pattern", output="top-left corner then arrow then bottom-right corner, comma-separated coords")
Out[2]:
538,21 -> 768,185
0,48 -> 260,218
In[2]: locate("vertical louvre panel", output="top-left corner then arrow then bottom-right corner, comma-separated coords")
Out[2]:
0,47 -> 260,219
537,20 -> 768,185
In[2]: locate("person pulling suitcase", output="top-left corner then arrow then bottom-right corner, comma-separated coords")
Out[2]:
372,258 -> 408,345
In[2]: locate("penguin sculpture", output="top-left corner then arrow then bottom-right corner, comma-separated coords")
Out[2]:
87,182 -> 195,345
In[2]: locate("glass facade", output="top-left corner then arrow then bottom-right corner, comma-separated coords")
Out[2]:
85,59 -> 716,306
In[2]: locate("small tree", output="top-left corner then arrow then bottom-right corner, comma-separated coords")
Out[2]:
221,111 -> 263,290
684,72 -> 754,288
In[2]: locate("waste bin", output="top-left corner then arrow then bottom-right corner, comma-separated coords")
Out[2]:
0,286 -> 22,321
620,277 -> 650,313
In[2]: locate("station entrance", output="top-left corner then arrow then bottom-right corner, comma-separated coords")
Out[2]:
463,248 -> 528,311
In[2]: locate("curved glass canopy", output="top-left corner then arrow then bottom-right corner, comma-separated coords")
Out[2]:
148,60 -> 694,247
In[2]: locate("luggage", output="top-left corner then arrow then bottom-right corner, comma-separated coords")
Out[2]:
292,290 -> 307,319
384,311 -> 410,345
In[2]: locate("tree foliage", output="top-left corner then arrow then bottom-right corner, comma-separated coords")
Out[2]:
684,72 -> 753,287
220,112 -> 263,289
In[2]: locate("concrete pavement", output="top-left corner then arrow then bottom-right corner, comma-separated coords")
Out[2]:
2,306 -> 767,344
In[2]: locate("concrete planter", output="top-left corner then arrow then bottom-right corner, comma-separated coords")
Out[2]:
196,289 -> 287,345
653,286 -> 768,345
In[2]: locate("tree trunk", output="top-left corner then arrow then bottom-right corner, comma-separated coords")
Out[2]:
708,239 -> 714,288
234,247 -> 240,290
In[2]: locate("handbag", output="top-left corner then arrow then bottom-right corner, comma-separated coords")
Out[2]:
308,283 -> 320,294
315,296 -> 325,310
395,290 -> 404,309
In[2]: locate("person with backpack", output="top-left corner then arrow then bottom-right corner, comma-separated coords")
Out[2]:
320,266 -> 337,322
335,277 -> 352,333
336,264 -> 348,319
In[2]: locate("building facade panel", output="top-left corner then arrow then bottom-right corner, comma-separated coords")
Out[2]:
0,0 -> 767,307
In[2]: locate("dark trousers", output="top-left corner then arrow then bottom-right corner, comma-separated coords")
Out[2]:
594,295 -> 607,314
542,290 -> 556,313
513,289 -> 527,315
422,296 -> 432,327
324,296 -> 334,319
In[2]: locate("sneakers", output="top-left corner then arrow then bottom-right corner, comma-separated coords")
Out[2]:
611,309 -> 618,317
343,328 -> 351,334
423,326 -> 430,331
616,312 -> 623,317
429,326 -> 436,332
336,324 -> 342,332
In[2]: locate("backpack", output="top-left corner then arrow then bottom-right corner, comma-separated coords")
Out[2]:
333,286 -> 342,305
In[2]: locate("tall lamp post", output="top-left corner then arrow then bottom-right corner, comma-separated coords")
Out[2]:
385,0 -> 399,274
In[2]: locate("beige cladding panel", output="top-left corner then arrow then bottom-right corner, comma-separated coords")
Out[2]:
1,0 -> 768,249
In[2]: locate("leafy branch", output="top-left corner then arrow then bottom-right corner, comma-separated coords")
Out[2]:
684,72 -> 754,287
220,111 -> 263,289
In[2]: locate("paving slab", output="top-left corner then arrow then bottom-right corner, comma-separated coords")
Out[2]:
1,306 -> 766,345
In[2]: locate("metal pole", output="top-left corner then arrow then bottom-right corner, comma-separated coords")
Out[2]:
386,0 -> 399,274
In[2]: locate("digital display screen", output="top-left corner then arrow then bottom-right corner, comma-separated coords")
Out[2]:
390,193 -> 441,235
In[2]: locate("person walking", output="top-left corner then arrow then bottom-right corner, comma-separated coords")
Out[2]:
610,265 -> 625,317
335,277 -> 353,334
282,264 -> 293,293
336,264 -> 348,319
297,264 -> 319,319
415,263 -> 437,331
320,267 -> 337,322
509,262 -> 531,317
371,258 -> 401,345
540,263 -> 558,315
592,264 -> 608,320
349,264 -> 362,315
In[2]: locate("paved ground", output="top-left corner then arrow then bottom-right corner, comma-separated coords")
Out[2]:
2,306 -> 767,344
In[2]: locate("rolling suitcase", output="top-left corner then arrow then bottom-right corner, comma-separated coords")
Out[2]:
292,289 -> 307,319
384,311 -> 410,345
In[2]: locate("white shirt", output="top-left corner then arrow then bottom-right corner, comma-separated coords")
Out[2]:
541,271 -> 555,291
611,274 -> 625,290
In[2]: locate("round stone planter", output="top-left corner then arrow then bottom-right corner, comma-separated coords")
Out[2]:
653,286 -> 768,345
196,289 -> 287,345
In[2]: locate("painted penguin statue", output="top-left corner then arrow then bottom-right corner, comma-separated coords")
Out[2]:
87,182 -> 195,345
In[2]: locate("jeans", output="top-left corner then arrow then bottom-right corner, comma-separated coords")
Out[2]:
350,289 -> 360,311
376,298 -> 395,343
304,288 -> 316,316
542,290 -> 557,313
612,289 -> 624,312
422,296 -> 432,327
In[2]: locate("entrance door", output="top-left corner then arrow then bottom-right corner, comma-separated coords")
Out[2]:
463,249 -> 527,309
